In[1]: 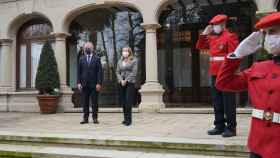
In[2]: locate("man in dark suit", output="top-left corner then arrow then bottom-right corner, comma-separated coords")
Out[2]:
77,42 -> 103,124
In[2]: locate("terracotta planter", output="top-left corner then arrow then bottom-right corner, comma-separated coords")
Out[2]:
37,95 -> 60,114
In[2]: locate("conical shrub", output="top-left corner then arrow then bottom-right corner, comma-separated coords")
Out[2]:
35,41 -> 60,95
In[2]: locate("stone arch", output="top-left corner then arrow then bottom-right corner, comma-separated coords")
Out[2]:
7,12 -> 53,38
155,0 -> 258,22
155,0 -> 176,22
62,2 -> 143,33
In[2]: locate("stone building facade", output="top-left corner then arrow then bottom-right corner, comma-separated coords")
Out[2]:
0,0 -> 278,112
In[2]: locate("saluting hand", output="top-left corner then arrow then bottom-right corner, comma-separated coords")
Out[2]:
202,25 -> 213,35
233,31 -> 262,58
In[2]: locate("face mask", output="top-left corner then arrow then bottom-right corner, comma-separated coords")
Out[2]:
213,25 -> 223,34
85,48 -> 91,55
264,34 -> 280,55
122,51 -> 129,58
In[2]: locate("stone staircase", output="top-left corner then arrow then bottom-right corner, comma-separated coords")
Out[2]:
0,131 -> 248,158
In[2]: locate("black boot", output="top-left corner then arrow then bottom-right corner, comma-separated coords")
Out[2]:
80,120 -> 89,124
207,128 -> 224,135
249,153 -> 262,158
122,105 -> 127,125
123,112 -> 131,126
126,110 -> 132,126
222,128 -> 236,138
93,119 -> 99,124
124,122 -> 131,126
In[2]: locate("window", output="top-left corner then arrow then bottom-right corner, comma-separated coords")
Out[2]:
17,20 -> 52,89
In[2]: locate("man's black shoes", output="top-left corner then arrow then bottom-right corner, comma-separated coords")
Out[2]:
80,119 -> 99,124
80,120 -> 89,124
208,128 -> 237,137
207,128 -> 224,135
222,129 -> 236,137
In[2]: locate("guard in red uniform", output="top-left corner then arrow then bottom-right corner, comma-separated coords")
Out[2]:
216,12 -> 280,158
196,14 -> 239,137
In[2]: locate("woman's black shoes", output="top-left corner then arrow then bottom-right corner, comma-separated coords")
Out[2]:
93,119 -> 99,124
124,122 -> 131,126
122,120 -> 131,126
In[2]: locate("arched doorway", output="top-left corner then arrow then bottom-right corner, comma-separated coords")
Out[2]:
67,6 -> 145,108
157,0 -> 257,107
16,18 -> 53,89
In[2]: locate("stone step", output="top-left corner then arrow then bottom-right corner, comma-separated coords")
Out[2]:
158,108 -> 252,114
0,144 -> 246,158
0,131 -> 248,157
64,107 -> 252,114
65,108 -> 140,113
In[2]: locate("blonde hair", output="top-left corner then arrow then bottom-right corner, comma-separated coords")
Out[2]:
122,47 -> 134,61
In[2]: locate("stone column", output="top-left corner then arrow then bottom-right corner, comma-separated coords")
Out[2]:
52,33 -> 73,112
254,0 -> 277,16
0,39 -> 13,93
139,24 -> 164,112
254,0 -> 277,62
52,33 -> 71,92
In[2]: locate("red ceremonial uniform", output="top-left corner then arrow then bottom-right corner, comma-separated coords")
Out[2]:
216,12 -> 280,158
216,57 -> 280,158
196,30 -> 239,75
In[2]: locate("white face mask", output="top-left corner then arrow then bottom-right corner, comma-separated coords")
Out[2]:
264,34 -> 280,55
213,25 -> 223,34
122,51 -> 129,58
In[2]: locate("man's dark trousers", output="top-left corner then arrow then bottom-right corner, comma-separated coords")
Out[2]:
77,54 -> 103,122
81,86 -> 99,121
211,76 -> 236,130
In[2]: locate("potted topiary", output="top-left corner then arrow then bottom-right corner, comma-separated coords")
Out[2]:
35,41 -> 60,114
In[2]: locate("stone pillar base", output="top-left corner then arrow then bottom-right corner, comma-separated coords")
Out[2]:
57,86 -> 73,112
0,86 -> 13,93
60,85 -> 72,93
139,82 -> 165,113
0,93 -> 9,112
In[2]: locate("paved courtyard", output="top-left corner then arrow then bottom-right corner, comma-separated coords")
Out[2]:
0,112 -> 253,158
0,112 -> 250,144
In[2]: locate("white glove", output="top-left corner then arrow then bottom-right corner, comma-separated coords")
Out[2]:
202,25 -> 213,35
233,31 -> 262,58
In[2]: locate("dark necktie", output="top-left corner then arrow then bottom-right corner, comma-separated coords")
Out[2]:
87,55 -> 91,64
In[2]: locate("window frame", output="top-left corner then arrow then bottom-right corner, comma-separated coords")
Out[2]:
16,19 -> 53,90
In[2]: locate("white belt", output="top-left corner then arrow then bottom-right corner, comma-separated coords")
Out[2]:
252,109 -> 280,124
209,56 -> 225,61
